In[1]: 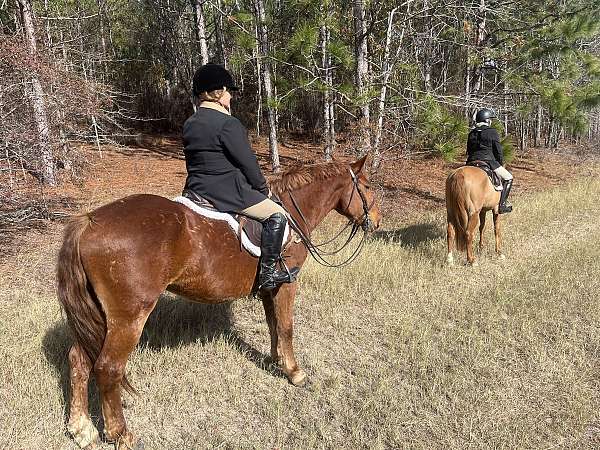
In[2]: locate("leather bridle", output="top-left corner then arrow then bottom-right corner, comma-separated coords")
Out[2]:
286,168 -> 376,268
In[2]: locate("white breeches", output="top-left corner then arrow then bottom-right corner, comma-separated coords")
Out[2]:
494,166 -> 513,181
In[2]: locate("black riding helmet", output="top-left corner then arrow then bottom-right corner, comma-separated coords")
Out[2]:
474,108 -> 497,123
192,63 -> 239,96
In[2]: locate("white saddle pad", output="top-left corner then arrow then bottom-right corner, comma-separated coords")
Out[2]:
173,196 -> 289,257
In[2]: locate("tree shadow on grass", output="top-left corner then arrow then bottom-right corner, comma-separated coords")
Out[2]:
42,293 -> 278,430
139,293 -> 275,374
371,223 -> 445,249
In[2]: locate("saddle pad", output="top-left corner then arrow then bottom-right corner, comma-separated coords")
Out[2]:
173,196 -> 289,257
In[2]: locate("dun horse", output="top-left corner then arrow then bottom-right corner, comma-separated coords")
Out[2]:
57,156 -> 381,449
445,166 -> 505,265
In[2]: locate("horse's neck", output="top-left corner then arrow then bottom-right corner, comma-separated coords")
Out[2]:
283,179 -> 344,234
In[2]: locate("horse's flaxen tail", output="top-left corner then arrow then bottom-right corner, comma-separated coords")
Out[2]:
446,170 -> 469,252
56,214 -> 135,394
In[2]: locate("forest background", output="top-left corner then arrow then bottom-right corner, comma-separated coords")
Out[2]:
1,0 -> 600,228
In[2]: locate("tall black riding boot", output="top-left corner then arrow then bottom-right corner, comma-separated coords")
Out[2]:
258,213 -> 300,291
498,179 -> 513,214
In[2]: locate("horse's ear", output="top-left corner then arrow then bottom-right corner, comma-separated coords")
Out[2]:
350,154 -> 368,174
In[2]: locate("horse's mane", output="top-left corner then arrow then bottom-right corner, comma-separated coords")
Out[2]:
270,161 -> 348,195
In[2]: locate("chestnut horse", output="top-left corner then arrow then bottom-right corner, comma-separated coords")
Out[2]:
57,156 -> 381,449
445,166 -> 505,265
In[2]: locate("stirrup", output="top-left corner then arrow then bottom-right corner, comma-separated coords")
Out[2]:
281,259 -> 299,283
258,268 -> 300,291
258,259 -> 300,292
498,203 -> 513,214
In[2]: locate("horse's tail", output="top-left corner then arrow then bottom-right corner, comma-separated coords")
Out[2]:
56,214 -> 135,394
446,170 -> 469,252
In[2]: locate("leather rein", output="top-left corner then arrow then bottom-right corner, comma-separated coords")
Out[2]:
286,168 -> 374,268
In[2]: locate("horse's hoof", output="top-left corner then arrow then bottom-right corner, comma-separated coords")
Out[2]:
116,438 -> 144,450
290,370 -> 309,387
67,416 -> 100,449
116,441 -> 144,450
468,260 -> 479,267
498,253 -> 506,260
115,431 -> 144,450
446,254 -> 454,266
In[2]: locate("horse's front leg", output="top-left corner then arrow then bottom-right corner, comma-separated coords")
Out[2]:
493,211 -> 505,259
478,210 -> 487,252
261,295 -> 279,365
263,283 -> 308,387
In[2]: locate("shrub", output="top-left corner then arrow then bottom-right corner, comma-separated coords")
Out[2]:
413,94 -> 469,161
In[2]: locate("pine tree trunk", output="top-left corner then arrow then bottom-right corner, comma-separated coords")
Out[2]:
472,0 -> 486,94
192,0 -> 209,65
215,0 -> 228,66
253,26 -> 262,137
464,51 -> 471,117
17,0 -> 56,186
373,6 -> 403,170
255,0 -> 280,171
353,0 -> 371,155
519,118 -> 526,151
503,71 -> 508,135
321,2 -> 335,161
534,61 -> 543,147
42,0 -> 52,47
96,0 -> 108,77
422,0 -> 432,92
535,101 -> 542,147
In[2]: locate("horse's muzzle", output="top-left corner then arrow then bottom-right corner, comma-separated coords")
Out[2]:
362,213 -> 381,232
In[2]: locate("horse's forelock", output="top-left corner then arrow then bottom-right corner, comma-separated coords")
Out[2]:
270,162 -> 348,195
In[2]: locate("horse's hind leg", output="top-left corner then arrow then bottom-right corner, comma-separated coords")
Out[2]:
478,211 -> 487,253
466,212 -> 480,265
67,344 -> 99,449
446,220 -> 456,265
95,302 -> 157,450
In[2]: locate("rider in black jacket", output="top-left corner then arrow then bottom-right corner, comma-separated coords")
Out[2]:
183,63 -> 299,291
466,108 -> 513,214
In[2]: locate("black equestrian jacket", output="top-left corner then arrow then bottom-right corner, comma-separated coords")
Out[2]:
182,107 -> 269,212
466,125 -> 505,170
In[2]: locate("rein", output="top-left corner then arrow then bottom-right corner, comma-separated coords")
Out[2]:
286,168 -> 373,268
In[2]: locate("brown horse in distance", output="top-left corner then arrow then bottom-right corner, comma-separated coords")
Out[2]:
445,166 -> 505,265
57,156 -> 381,450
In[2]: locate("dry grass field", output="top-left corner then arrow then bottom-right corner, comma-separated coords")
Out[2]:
1,174 -> 600,449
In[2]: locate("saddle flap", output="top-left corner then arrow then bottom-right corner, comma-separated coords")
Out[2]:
234,214 -> 263,250
467,161 -> 503,191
